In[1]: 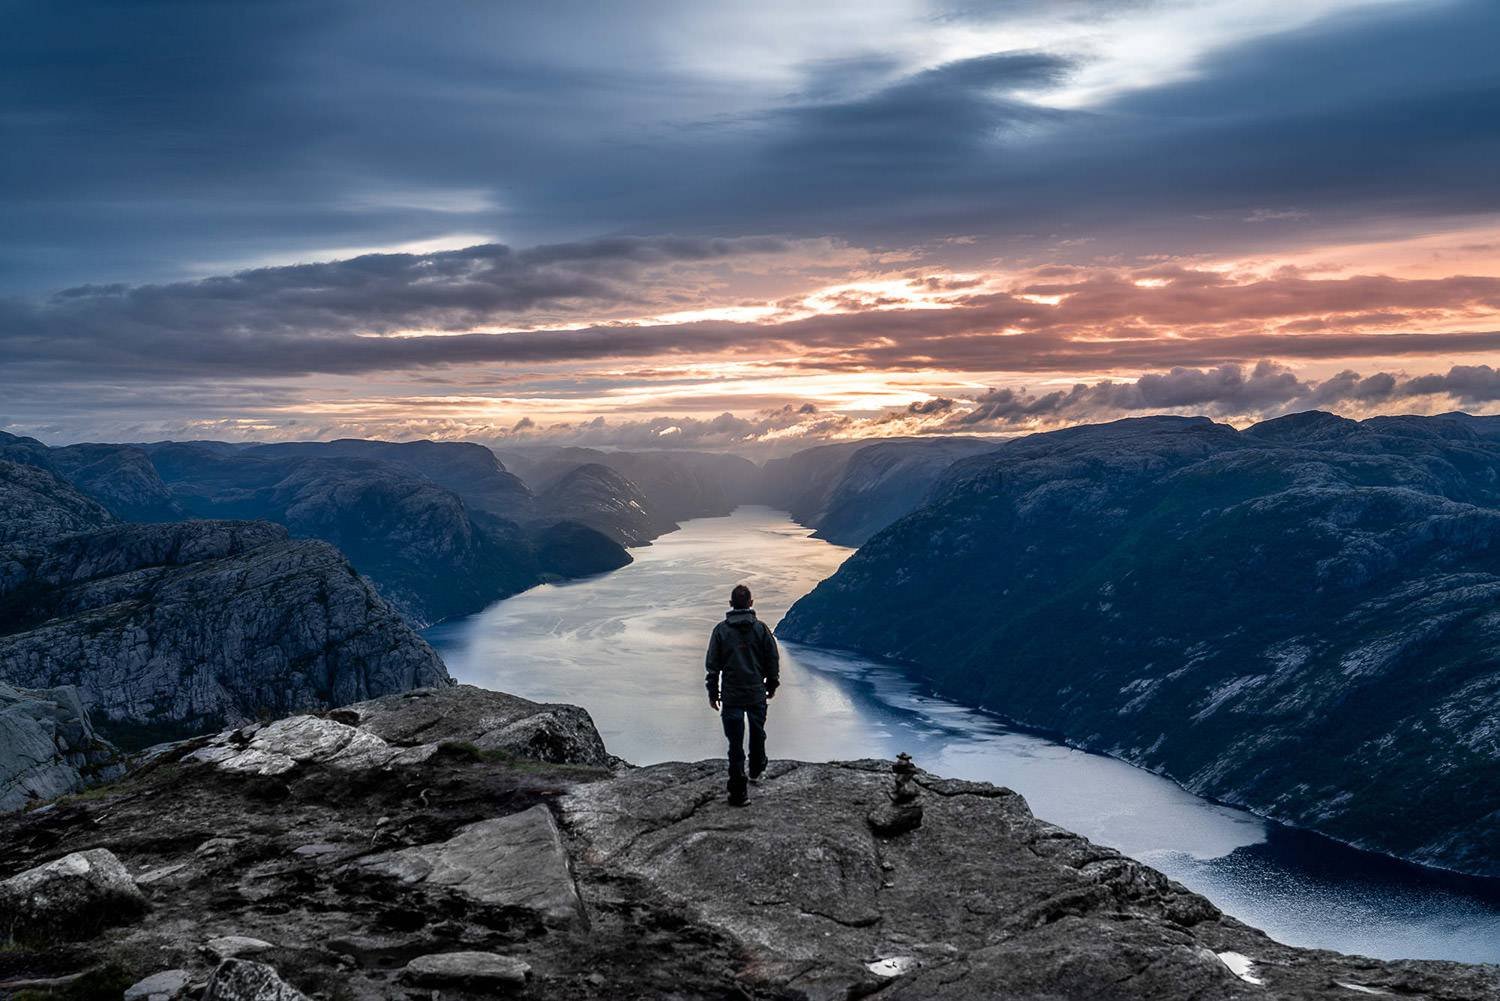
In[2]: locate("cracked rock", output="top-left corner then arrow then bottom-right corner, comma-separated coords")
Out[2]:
202,959 -> 310,1001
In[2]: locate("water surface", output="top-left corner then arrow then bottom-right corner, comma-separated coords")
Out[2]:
428,506 -> 1500,963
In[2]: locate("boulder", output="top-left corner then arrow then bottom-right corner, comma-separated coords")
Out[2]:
356,804 -> 586,927
0,847 -> 146,942
341,684 -> 611,767
123,969 -> 192,1001
202,959 -> 309,1001
205,935 -> 275,960
400,951 -> 531,990
184,716 -> 405,776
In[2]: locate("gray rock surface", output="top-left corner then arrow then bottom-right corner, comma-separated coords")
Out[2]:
357,805 -> 586,927
338,683 -> 612,766
0,847 -> 146,942
0,687 -> 1494,1000
401,951 -> 531,989
0,683 -> 124,811
124,968 -> 193,1001
565,758 -> 1500,1001
205,935 -> 275,960
181,685 -> 610,778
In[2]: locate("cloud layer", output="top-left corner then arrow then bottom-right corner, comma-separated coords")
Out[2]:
5,1 -> 1500,446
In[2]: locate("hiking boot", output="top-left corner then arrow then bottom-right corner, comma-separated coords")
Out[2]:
728,774 -> 749,807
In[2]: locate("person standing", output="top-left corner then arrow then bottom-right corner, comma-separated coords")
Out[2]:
705,583 -> 780,806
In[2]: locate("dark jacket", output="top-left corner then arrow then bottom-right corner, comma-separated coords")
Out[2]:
705,608 -> 780,706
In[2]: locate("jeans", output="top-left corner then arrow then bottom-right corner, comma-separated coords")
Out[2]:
720,702 -> 768,779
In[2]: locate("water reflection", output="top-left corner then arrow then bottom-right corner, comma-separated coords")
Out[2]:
427,506 -> 1500,963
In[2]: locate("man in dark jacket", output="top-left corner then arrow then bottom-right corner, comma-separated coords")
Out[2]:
705,583 -> 780,806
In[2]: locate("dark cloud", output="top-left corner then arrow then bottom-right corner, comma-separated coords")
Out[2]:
4,2 -> 1498,291
767,51 -> 1075,166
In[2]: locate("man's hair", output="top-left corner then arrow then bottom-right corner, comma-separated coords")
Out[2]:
730,584 -> 752,609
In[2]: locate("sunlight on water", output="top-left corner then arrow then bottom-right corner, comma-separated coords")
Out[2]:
428,506 -> 1500,963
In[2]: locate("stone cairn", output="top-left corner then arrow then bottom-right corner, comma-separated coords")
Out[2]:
866,752 -> 924,836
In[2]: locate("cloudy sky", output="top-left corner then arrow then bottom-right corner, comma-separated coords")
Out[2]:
5,0 -> 1499,451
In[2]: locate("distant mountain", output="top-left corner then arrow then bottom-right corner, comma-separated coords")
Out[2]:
0,432 -> 182,522
779,412 -> 1500,877
756,440 -> 872,526
759,437 -> 1000,545
536,463 -> 677,546
0,459 -> 450,754
1436,411 -> 1500,439
245,438 -> 535,517
496,447 -> 758,525
11,437 -> 631,627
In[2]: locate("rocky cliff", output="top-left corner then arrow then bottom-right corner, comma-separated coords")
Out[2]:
778,412 -> 1500,877
0,685 -> 1493,1000
0,461 -> 451,751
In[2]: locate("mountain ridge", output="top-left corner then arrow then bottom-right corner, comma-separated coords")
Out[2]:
778,412 -> 1500,878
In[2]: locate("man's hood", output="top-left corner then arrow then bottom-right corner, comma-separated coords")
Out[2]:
725,608 -> 758,627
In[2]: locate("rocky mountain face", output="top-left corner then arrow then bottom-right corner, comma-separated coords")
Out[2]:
535,463 -> 677,546
0,685 -> 1494,1000
779,412 -> 1500,877
0,461 -> 450,754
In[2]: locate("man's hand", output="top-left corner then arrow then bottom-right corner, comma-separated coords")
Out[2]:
709,697 -> 720,711
766,689 -> 776,701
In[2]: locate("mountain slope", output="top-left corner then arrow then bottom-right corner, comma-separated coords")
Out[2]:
806,437 -> 1001,545
139,442 -> 627,625
246,438 -> 535,518
536,463 -> 676,545
497,446 -> 758,526
779,413 -> 1500,877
